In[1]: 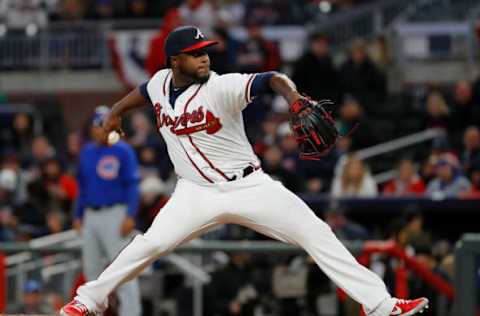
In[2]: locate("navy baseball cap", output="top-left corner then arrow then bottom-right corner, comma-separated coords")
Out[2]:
164,26 -> 218,58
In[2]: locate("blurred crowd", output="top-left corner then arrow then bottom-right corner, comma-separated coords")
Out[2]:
0,1 -> 479,315
0,0 -> 373,32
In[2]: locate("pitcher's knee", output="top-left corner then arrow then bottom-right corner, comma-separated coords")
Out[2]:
139,234 -> 176,256
297,219 -> 337,245
311,217 -> 333,233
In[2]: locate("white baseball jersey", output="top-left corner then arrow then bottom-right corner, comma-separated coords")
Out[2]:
145,69 -> 261,184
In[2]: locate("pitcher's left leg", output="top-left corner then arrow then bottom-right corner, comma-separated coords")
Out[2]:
232,177 -> 395,316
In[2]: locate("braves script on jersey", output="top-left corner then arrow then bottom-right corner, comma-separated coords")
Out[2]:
146,69 -> 260,183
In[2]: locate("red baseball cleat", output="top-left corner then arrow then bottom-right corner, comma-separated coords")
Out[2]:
390,298 -> 429,316
60,300 -> 96,316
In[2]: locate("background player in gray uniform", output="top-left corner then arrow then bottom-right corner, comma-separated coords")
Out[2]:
73,106 -> 141,316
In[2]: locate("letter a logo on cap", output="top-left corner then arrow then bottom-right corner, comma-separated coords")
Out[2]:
195,28 -> 204,39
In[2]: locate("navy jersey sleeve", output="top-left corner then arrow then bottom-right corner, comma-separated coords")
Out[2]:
119,144 -> 140,218
139,81 -> 152,104
249,71 -> 275,99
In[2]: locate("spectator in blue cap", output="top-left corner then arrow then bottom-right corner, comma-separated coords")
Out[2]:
426,153 -> 471,197
7,279 -> 52,314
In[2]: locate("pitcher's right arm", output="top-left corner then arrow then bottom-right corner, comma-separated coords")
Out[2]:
101,87 -> 150,141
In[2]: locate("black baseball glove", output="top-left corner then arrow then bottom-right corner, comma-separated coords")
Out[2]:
289,98 -> 339,160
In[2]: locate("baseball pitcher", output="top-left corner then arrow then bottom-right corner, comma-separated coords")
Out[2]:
61,26 -> 428,316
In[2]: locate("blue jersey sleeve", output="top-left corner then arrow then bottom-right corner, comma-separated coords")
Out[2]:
120,144 -> 140,218
139,81 -> 152,104
250,71 -> 276,99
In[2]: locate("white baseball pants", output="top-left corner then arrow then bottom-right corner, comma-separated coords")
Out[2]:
75,171 -> 395,316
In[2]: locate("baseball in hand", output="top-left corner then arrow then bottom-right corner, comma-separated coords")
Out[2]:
108,131 -> 120,145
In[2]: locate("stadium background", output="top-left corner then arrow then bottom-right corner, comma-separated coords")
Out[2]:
0,0 -> 480,315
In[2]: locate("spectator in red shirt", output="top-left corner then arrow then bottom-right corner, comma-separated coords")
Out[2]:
145,9 -> 183,76
44,158 -> 78,202
383,159 -> 426,196
14,157 -> 77,237
29,157 -> 78,214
